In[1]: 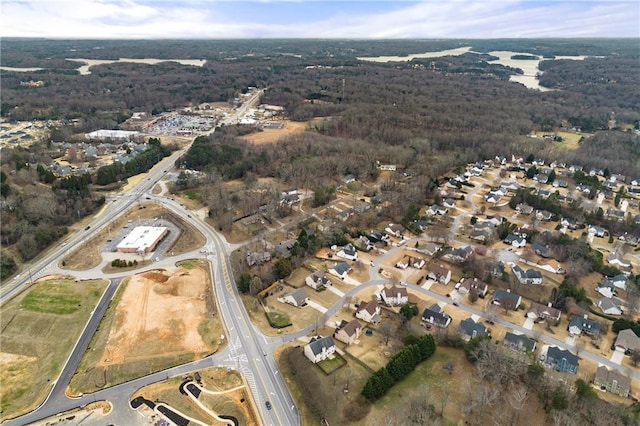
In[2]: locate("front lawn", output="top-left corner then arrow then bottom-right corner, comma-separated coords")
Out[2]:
266,311 -> 292,328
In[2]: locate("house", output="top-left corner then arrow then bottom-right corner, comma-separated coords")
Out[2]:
607,208 -> 625,221
470,226 -> 494,243
368,230 -> 389,243
536,210 -> 553,221
568,314 -> 601,336
355,235 -> 374,251
487,261 -> 505,277
304,336 -> 336,363
537,189 -> 552,199
619,233 -> 640,246
342,174 -> 357,184
546,346 -> 579,374
279,288 -> 309,308
427,264 -> 452,285
485,191 -> 502,204
588,225 -> 606,238
596,281 -> 617,298
560,217 -> 579,230
305,271 -> 331,290
485,215 -> 503,227
445,246 -> 474,263
534,174 -> 549,184
280,192 -> 300,205
609,274 -> 628,290
443,198 -> 456,208
516,203 -> 534,215
329,262 -> 351,280
458,278 -> 489,298
274,239 -> 297,257
569,165 -> 584,173
532,243 -> 552,258
353,200 -> 372,214
537,258 -> 565,274
380,285 -> 409,306
385,223 -> 405,238
413,219 -> 429,232
355,300 -> 381,324
597,297 -> 624,316
491,289 -> 521,310
500,181 -> 520,192
504,234 -> 527,248
503,332 -> 536,352
396,256 -> 425,270
527,302 -> 561,324
552,179 -> 568,188
457,318 -> 488,341
615,329 -> 640,354
607,253 -> 631,269
336,243 -> 358,261
416,242 -> 441,256
594,366 -> 631,398
334,319 -> 363,345
427,205 -> 448,216
512,265 -> 543,285
245,251 -> 271,266
421,304 -> 452,328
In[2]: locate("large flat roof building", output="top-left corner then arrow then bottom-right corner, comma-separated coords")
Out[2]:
117,226 -> 168,254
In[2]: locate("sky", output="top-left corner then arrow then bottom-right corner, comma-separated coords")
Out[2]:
1,0 -> 639,39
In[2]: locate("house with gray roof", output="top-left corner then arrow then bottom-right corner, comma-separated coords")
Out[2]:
457,318 -> 488,341
568,315 -> 601,337
532,243 -> 552,258
329,262 -> 351,280
279,288 -> 310,308
503,332 -> 536,352
304,336 -> 336,363
527,302 -> 561,324
504,234 -> 527,248
305,271 -> 330,291
512,265 -> 543,285
594,366 -> 631,398
615,329 -> 640,354
336,243 -> 358,261
546,346 -> 578,374
491,289 -> 521,310
597,297 -> 624,316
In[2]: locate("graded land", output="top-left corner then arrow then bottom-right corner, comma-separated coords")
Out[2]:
0,278 -> 108,421
69,263 -> 221,394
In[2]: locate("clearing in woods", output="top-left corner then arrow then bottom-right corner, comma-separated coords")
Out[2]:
70,263 -> 222,393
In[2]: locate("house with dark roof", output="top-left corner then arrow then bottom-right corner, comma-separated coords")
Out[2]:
304,336 -> 336,363
427,264 -> 452,285
385,223 -> 406,238
305,271 -> 330,291
516,203 -> 534,215
504,234 -> 527,248
594,366 -> 631,398
536,210 -> 553,221
568,315 -> 601,337
334,319 -> 363,346
512,265 -> 543,285
421,304 -> 452,328
416,242 -> 441,257
457,318 -> 488,341
279,288 -> 310,308
336,243 -> 358,261
329,262 -> 351,280
588,225 -> 606,238
546,346 -> 578,374
532,243 -> 552,258
503,332 -> 536,352
427,205 -> 448,216
355,300 -> 381,324
491,289 -> 521,310
596,280 -> 617,298
445,246 -> 474,263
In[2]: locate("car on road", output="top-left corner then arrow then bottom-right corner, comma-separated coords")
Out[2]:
265,401 -> 272,410
84,226 -> 91,230
452,302 -> 460,307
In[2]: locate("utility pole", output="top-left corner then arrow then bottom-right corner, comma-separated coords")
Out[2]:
341,78 -> 345,103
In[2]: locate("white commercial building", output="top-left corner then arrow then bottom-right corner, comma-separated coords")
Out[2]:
117,226 -> 168,254
85,129 -> 140,140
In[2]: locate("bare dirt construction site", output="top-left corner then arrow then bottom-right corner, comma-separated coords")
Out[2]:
70,262 -> 222,393
240,119 -> 324,145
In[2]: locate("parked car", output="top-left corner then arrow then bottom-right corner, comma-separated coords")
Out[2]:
265,401 -> 272,410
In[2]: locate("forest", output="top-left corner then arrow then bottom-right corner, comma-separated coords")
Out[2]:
1,38 -> 639,279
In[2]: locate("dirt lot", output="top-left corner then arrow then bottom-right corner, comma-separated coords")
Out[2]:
240,120 -> 312,145
0,278 -> 108,422
62,203 -> 205,270
70,264 -> 222,393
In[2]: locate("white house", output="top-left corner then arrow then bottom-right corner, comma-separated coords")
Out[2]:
607,253 -> 631,269
504,234 -> 527,248
512,265 -> 543,285
427,264 -> 452,285
380,285 -> 409,306
329,262 -> 351,280
305,271 -> 330,290
336,243 -> 358,261
304,336 -> 336,363
597,298 -> 624,316
355,300 -> 381,324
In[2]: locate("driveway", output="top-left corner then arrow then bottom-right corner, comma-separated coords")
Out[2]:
610,348 -> 625,365
522,317 -> 535,330
421,279 -> 436,290
326,285 -> 345,297
565,335 -> 577,346
306,300 -> 327,314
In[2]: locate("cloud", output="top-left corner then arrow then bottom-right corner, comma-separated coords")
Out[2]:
1,0 -> 638,38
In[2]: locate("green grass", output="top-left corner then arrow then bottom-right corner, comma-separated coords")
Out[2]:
21,281 -> 83,315
317,354 -> 347,374
184,190 -> 201,200
265,311 -> 292,328
0,279 -> 108,421
177,259 -> 200,269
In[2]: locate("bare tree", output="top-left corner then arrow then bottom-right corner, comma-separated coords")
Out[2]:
379,321 -> 393,346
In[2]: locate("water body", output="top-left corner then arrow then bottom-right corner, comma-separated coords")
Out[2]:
358,47 -> 589,91
66,58 -> 207,75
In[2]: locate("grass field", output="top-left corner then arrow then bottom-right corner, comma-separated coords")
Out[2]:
266,310 -> 293,328
0,278 -> 108,422
317,354 -> 347,375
